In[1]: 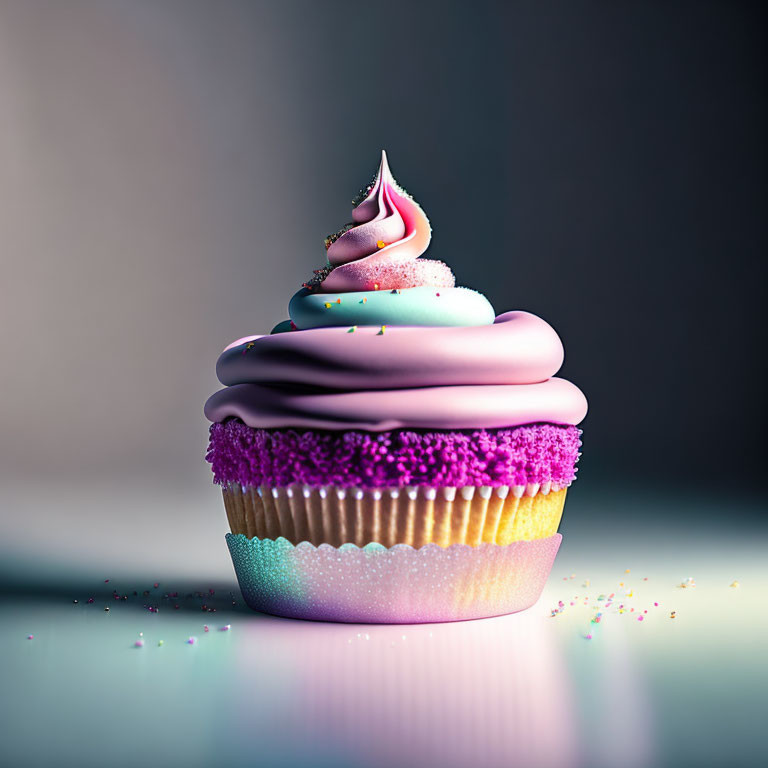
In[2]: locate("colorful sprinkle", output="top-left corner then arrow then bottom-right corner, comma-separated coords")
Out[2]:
670,611 -> 676,619
26,635 -> 34,640
158,640 -> 164,647
324,302 -> 332,309
204,625 -> 210,632
376,240 -> 386,249
347,326 -> 357,333
134,640 -> 145,648
730,580 -> 740,588
377,325 -> 386,335
373,283 -> 379,290
220,625 -> 231,632
186,637 -> 197,645
360,297 -> 367,304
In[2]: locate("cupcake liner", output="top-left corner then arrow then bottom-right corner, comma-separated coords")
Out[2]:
222,483 -> 567,547
226,533 -> 562,623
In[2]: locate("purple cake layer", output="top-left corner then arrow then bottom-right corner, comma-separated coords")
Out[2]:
207,421 -> 581,489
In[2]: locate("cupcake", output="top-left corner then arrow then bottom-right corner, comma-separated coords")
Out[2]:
205,151 -> 587,623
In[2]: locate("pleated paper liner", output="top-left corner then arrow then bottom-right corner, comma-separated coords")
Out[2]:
226,533 -> 563,623
222,483 -> 568,547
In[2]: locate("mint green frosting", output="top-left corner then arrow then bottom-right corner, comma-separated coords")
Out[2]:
288,286 -> 495,330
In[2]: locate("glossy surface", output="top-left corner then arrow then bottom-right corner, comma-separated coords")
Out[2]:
1,485 -> 765,768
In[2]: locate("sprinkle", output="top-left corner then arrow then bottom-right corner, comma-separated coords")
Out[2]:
376,240 -> 386,249
347,326 -> 357,333
204,625 -> 210,632
730,580 -> 740,588
324,302 -> 332,309
290,321 -> 297,330
186,637 -> 197,645
377,325 -> 386,335
158,640 -> 164,646
153,582 -> 159,588
72,599 -> 78,604
105,579 -> 110,583
585,633 -> 593,640
677,577 -> 696,589
104,607 -> 110,612
26,635 -> 34,640
373,283 -> 379,290
654,602 -> 659,606
637,616 -> 644,622
625,569 -> 631,573
670,611 -> 676,619
360,297 -> 367,304
436,292 -> 440,297
134,640 -> 145,648
220,625 -> 231,632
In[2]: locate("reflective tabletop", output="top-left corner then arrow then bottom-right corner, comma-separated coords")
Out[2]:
1,484 -> 765,768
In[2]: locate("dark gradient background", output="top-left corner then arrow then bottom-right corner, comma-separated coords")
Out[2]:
1,4 -> 767,768
2,0 -> 765,505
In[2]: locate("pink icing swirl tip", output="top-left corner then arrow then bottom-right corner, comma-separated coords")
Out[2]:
321,151 -> 453,292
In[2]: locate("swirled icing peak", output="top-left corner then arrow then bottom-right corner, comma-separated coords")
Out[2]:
317,151 -> 454,293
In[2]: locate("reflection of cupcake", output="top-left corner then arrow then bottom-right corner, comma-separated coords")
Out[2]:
205,151 -> 587,622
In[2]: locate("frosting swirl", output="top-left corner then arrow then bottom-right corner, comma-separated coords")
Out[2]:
318,151 -> 454,293
205,152 -> 588,432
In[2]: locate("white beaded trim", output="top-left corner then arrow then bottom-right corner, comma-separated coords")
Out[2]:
243,482 -> 571,501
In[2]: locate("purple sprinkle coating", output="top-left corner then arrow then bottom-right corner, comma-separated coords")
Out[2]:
206,421 -> 582,489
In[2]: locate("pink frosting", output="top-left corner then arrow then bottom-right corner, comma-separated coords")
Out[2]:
204,153 -> 589,433
217,311 -> 564,390
321,151 -> 452,292
204,377 -> 586,431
